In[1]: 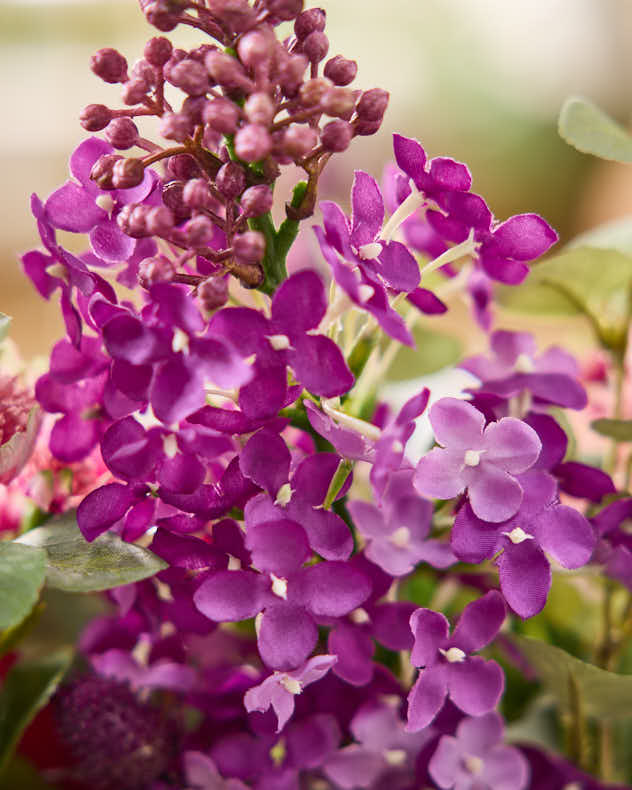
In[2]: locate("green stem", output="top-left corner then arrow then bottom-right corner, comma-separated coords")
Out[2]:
322,459 -> 353,510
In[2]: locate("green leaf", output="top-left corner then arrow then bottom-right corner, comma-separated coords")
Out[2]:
15,513 -> 167,592
0,313 -> 11,343
591,418 -> 632,442
0,650 -> 72,774
0,755 -> 59,790
559,97 -> 632,163
513,635 -> 632,721
387,326 -> 461,381
498,246 -> 632,351
0,407 -> 41,484
0,543 -> 46,631
568,215 -> 632,256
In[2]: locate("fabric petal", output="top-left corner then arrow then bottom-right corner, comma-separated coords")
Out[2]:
90,217 -> 136,262
77,483 -> 134,542
406,664 -> 448,731
492,213 -> 558,261
288,334 -> 354,397
193,570 -> 265,622
409,608 -> 449,667
377,240 -> 420,292
70,137 -> 113,186
448,657 -> 504,716
45,181 -> 105,232
467,464 -> 523,523
414,447 -> 466,501
430,398 -> 485,451
295,561 -> 371,618
258,603 -> 318,670
245,519 -> 310,576
428,735 -> 462,789
451,591 -> 505,653
482,745 -> 530,790
270,269 -> 327,337
350,171 -> 384,248
240,429 -> 290,496
497,540 -> 551,619
483,418 -> 541,474
328,622 -> 375,686
531,504 -> 595,569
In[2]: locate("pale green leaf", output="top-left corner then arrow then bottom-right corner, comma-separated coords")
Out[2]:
0,543 -> 46,631
16,514 -> 167,592
0,650 -> 72,774
559,97 -> 632,163
568,215 -> 632,256
387,326 -> 461,381
591,418 -> 632,442
513,635 -> 632,721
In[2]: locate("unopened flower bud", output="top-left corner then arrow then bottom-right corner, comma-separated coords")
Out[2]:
112,158 -> 145,189
320,119 -> 353,152
302,31 -> 329,63
283,124 -> 318,158
90,154 -> 123,190
118,204 -> 151,237
130,59 -> 157,88
294,8 -> 326,40
240,185 -> 273,217
90,48 -> 128,83
231,262 -> 264,289
237,29 -> 275,69
356,88 -> 389,121
234,230 -> 266,263
299,77 -> 330,107
145,205 -> 175,236
168,59 -> 209,96
188,44 -> 216,64
144,36 -> 173,67
163,48 -> 187,81
244,92 -> 275,126
202,97 -> 240,134
216,162 -> 246,199
205,51 -> 252,92
321,86 -> 355,119
184,215 -> 215,246
105,117 -> 139,149
160,112 -> 192,142
183,178 -> 212,209
181,96 -> 206,125
210,0 -> 256,33
278,53 -> 308,95
324,55 -> 357,86
198,276 -> 228,312
162,181 -> 191,221
166,153 -> 200,180
143,1 -> 179,32
80,104 -> 112,132
121,79 -> 149,105
264,0 -> 303,21
234,124 -> 272,162
354,118 -> 382,136
138,255 -> 177,288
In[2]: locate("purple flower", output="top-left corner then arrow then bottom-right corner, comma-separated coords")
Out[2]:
429,712 -> 529,790
184,752 -> 249,790
406,591 -> 506,731
243,654 -> 337,732
414,398 -> 541,522
452,470 -> 595,618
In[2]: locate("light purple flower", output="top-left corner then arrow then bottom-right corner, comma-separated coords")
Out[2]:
406,591 -> 506,731
429,712 -> 529,790
243,654 -> 337,732
414,398 -> 541,522
184,752 -> 249,790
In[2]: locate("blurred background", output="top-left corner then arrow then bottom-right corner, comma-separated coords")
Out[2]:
3,0 -> 632,359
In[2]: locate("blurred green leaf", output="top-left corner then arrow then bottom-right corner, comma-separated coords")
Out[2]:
0,602 -> 45,660
0,314 -> 11,343
0,543 -> 46,631
569,216 -> 632,256
0,650 -> 72,775
559,97 -> 632,163
592,418 -> 632,442
0,756 -> 59,790
15,513 -> 167,593
498,247 -> 632,351
387,326 -> 461,381
513,635 -> 632,721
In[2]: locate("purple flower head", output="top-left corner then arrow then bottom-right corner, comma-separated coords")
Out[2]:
429,712 -> 529,790
407,591 -> 506,731
414,398 -> 542,522
592,498 -> 632,591
243,654 -> 337,732
462,330 -> 587,411
452,470 -> 595,619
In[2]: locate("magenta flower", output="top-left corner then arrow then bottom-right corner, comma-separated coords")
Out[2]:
414,398 -> 541,522
406,591 -> 506,731
243,654 -> 337,732
429,712 -> 529,790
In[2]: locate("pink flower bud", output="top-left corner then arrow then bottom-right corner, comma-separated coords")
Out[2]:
216,162 -> 246,199
90,48 -> 128,84
320,119 -> 353,152
234,230 -> 266,263
234,124 -> 272,162
237,29 -> 275,69
166,154 -> 200,180
240,185 -> 273,218
144,36 -> 173,67
198,276 -> 229,312
90,154 -> 123,190
202,98 -> 240,135
184,215 -> 216,246
294,8 -> 326,40
321,87 -> 355,119
356,88 -> 389,121
162,181 -> 192,221
80,104 -> 112,132
205,51 -> 252,92
264,0 -> 303,21
302,31 -> 329,63
324,55 -> 357,86
105,117 -> 139,150
298,77 -> 330,107
145,205 -> 175,236
167,59 -> 209,96
159,112 -> 192,142
183,179 -> 213,210
138,255 -> 177,288
244,92 -> 275,126
121,79 -> 149,106
283,125 -> 318,158
112,158 -> 146,189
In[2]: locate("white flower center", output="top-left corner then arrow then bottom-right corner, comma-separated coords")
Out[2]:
357,241 -> 382,260
270,573 -> 288,600
504,526 -> 533,544
172,327 -> 190,354
358,284 -> 375,302
464,449 -> 482,467
278,674 -> 302,695
514,353 -> 536,374
267,334 -> 291,351
46,262 -> 69,282
95,194 -> 115,214
389,526 -> 411,548
350,607 -> 370,624
274,483 -> 292,506
464,755 -> 484,775
384,748 -> 407,767
439,647 -> 467,663
227,555 -> 241,570
162,434 -> 178,459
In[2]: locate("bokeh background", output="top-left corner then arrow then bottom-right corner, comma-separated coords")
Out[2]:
4,0 -> 632,360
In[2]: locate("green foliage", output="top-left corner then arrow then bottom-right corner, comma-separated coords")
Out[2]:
0,313 -> 11,343
15,513 -> 167,593
387,326 -> 461,381
569,216 -> 632,256
0,543 -> 46,632
0,650 -> 72,775
591,418 -> 632,442
559,97 -> 632,163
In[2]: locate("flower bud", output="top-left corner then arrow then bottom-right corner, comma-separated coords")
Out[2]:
354,118 -> 382,136
90,48 -> 128,84
320,119 -> 353,152
216,161 -> 246,199
145,205 -> 175,236
234,124 -> 272,162
321,87 -> 355,119
144,36 -> 173,67
198,276 -> 229,312
237,29 -> 275,69
294,8 -> 326,40
202,98 -> 240,135
234,230 -> 266,263
264,0 -> 303,21
121,79 -> 149,105
80,104 -> 112,132
240,185 -> 273,218
205,51 -> 252,92
298,77 -> 330,107
118,204 -> 151,237
162,181 -> 191,221
163,48 -> 187,81
324,55 -> 357,86
90,154 -> 123,190
130,59 -> 157,88
159,112 -> 192,142
138,255 -> 177,288
112,158 -> 146,189
302,31 -> 329,63
183,178 -> 213,210
356,88 -> 389,121
184,215 -> 216,246
277,53 -> 308,96
167,58 -> 209,96
210,0 -> 256,33
105,117 -> 139,149
166,154 -> 200,180
181,96 -> 206,125
143,1 -> 179,32
244,92 -> 275,126
283,124 -> 318,158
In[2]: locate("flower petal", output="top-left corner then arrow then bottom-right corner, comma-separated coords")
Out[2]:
448,656 -> 504,716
